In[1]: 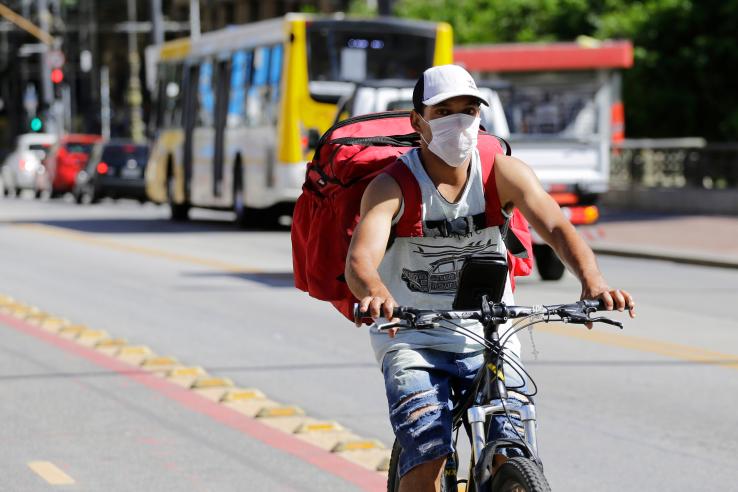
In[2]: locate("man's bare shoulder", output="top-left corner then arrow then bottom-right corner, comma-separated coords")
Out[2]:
360,172 -> 403,216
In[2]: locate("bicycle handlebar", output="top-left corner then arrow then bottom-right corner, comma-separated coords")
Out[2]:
354,298 -> 623,329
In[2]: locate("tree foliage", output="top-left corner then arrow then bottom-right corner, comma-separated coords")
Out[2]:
380,0 -> 738,140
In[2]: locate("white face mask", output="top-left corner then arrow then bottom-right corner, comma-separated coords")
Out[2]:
420,113 -> 480,167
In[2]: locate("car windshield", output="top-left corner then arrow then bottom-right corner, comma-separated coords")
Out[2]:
100,145 -> 149,167
65,142 -> 94,154
28,143 -> 51,160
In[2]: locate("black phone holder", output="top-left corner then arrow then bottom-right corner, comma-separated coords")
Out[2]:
452,253 -> 508,310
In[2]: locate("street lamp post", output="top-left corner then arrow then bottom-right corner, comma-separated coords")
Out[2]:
126,0 -> 144,143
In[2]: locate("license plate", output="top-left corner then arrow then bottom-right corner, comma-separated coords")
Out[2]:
121,167 -> 141,179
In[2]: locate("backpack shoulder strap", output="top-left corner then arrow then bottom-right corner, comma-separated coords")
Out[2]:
478,135 -> 506,227
384,159 -> 423,237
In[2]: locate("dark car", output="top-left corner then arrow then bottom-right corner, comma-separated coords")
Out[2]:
73,141 -> 149,204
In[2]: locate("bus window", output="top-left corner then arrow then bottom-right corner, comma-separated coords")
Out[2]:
307,24 -> 434,83
247,47 -> 270,126
228,50 -> 252,128
198,59 -> 215,127
268,44 -> 283,125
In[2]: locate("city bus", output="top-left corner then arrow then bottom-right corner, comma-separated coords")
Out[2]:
144,14 -> 452,225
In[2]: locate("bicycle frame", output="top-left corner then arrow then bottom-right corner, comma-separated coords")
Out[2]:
462,318 -> 541,489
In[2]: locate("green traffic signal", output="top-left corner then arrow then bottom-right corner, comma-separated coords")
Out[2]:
30,117 -> 43,132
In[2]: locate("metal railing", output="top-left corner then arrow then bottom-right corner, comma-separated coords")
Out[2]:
610,138 -> 738,190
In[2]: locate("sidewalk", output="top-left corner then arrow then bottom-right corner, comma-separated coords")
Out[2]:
579,212 -> 738,269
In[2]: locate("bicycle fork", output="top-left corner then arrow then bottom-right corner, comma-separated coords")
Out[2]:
467,399 -> 539,467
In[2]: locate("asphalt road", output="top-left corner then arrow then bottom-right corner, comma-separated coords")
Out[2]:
1,195 -> 737,491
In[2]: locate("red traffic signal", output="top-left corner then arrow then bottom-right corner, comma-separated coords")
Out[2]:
51,68 -> 64,84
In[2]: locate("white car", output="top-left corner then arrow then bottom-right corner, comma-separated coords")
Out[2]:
1,133 -> 57,197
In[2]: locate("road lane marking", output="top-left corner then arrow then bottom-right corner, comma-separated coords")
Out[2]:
10,223 -> 262,274
538,323 -> 738,370
1,312 -> 386,491
27,461 -> 75,485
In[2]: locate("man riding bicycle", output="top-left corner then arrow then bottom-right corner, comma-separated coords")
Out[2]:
345,65 -> 636,492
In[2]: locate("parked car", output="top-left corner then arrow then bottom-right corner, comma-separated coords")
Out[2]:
73,140 -> 149,204
40,133 -> 102,197
0,133 -> 57,197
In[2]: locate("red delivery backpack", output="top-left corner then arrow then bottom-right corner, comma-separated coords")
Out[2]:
291,111 -> 533,321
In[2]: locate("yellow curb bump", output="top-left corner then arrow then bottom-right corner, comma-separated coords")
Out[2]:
94,338 -> 128,355
39,317 -> 71,332
295,421 -> 344,434
376,455 -> 391,472
190,377 -> 234,389
57,324 -> 88,339
116,345 -> 153,365
256,406 -> 305,418
25,312 -> 51,326
10,304 -> 41,319
75,329 -> 109,346
222,399 -> 280,418
219,389 -> 266,403
336,448 -> 392,471
259,416 -> 315,433
166,366 -> 207,387
191,377 -> 235,401
332,439 -> 385,453
295,431 -> 361,451
140,356 -> 179,372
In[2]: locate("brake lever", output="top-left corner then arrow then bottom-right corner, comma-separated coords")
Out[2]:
589,317 -> 623,329
376,321 -> 403,331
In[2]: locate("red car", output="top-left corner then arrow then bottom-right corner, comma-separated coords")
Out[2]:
41,134 -> 102,197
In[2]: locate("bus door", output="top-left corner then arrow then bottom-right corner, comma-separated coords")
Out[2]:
182,64 -> 199,200
212,58 -> 231,198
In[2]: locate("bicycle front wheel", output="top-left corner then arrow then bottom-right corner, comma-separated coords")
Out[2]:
491,457 -> 551,492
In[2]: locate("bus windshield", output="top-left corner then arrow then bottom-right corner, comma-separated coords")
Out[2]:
307,21 -> 434,98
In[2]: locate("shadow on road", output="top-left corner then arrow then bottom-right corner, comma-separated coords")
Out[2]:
7,218 -> 290,234
182,271 -> 295,287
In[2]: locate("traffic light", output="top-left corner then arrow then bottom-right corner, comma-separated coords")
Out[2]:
51,68 -> 64,84
30,117 -> 43,132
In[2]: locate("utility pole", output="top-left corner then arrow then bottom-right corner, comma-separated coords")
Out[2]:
151,0 -> 164,45
37,0 -> 56,133
190,0 -> 200,39
126,0 -> 144,142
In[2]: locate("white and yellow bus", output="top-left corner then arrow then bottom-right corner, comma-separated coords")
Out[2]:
145,14 -> 453,225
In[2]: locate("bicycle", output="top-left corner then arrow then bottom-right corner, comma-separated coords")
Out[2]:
355,297 -> 625,492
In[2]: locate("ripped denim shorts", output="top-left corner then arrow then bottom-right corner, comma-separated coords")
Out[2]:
382,348 -> 528,477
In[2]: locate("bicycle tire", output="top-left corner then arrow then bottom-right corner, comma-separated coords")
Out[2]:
490,457 -> 551,492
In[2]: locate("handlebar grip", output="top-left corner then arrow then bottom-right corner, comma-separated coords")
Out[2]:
353,303 -> 405,322
580,299 -> 606,311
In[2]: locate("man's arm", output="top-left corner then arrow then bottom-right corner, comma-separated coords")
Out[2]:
495,154 -> 635,315
345,173 -> 402,323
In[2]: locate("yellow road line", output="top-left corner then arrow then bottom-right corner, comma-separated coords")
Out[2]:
27,461 -> 75,485
11,223 -> 738,372
11,222 -> 260,274
538,323 -> 738,370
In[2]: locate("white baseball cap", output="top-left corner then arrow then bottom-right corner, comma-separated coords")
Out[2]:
413,64 -> 489,110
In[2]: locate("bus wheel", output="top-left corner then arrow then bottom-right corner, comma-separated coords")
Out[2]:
533,244 -> 565,281
233,162 -> 250,228
167,174 -> 189,221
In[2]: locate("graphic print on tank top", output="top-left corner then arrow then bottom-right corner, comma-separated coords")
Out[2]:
400,239 -> 498,294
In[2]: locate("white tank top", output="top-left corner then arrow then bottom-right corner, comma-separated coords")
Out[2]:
369,148 -> 521,363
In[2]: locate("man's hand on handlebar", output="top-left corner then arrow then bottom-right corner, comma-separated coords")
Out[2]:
580,277 -> 636,329
356,292 -> 401,337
